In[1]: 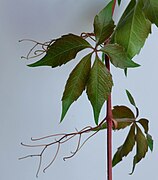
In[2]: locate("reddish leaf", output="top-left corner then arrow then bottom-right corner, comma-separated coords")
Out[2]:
112,124 -> 136,167
130,125 -> 148,174
112,106 -> 135,129
138,118 -> 149,134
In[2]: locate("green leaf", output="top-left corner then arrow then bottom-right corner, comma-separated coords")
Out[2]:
112,124 -> 136,167
126,89 -> 136,107
143,0 -> 158,27
130,125 -> 148,174
126,89 -> 139,117
94,0 -> 115,45
61,53 -> 92,122
101,52 -> 105,63
118,0 -> 122,5
101,44 -> 140,69
86,56 -> 113,125
112,105 -> 135,130
28,34 -> 91,67
147,133 -> 153,151
111,0 -> 151,58
138,118 -> 149,134
124,68 -> 128,77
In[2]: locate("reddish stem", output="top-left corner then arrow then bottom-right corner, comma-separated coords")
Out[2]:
106,1 -> 116,180
112,0 -> 117,15
105,55 -> 113,180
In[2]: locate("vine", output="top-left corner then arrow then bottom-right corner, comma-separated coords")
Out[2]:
20,0 -> 157,179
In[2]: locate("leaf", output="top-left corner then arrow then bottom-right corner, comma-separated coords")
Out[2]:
94,0 -> 115,45
113,105 -> 135,119
111,0 -> 151,58
28,34 -> 91,67
124,68 -> 128,76
118,0 -> 122,5
138,119 -> 153,151
112,124 -> 136,167
130,125 -> 148,174
93,105 -> 135,131
86,56 -> 113,125
138,118 -> 149,134
143,0 -> 158,27
112,105 -> 135,130
101,44 -> 140,69
126,89 -> 136,107
101,52 -> 105,63
61,53 -> 92,122
94,105 -> 135,131
147,133 -> 153,151
126,89 -> 139,118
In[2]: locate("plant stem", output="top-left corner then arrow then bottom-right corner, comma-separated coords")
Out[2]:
112,0 -> 117,15
105,1 -> 116,180
105,55 -> 113,180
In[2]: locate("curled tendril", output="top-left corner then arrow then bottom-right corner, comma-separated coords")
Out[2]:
63,134 -> 82,161
20,32 -> 96,60
19,120 -> 106,177
19,38 -> 56,60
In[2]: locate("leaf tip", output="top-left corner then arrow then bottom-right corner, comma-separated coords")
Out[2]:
147,134 -> 154,152
124,68 -> 128,77
27,62 -> 41,67
94,115 -> 99,125
27,64 -> 34,67
60,109 -> 67,123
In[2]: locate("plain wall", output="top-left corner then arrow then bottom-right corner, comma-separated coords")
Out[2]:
0,0 -> 158,179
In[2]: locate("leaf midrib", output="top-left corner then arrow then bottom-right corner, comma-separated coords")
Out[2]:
49,43 -> 90,59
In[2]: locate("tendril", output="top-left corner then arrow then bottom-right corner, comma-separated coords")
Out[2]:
19,122 -> 106,176
19,38 -> 56,60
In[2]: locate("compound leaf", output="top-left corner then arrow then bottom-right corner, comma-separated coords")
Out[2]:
130,125 -> 148,174
101,44 -> 140,69
112,124 -> 136,167
143,0 -> 158,27
28,34 -> 91,67
86,56 -> 113,125
61,53 -> 92,122
111,0 -> 151,58
94,0 -> 115,45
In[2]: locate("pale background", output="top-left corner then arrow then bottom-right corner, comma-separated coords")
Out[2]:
0,0 -> 158,179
